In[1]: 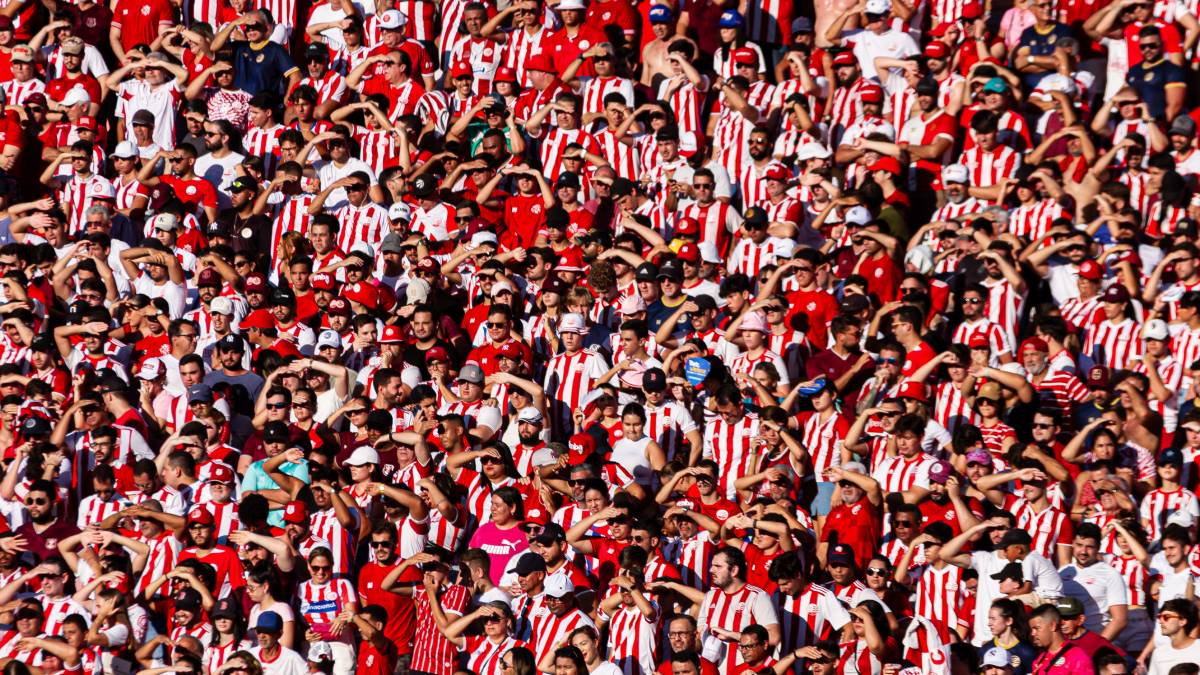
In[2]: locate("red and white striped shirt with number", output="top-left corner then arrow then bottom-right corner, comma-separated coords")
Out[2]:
604,601 -> 660,675
795,410 -> 849,476
531,608 -> 596,666
1008,198 -> 1066,241
594,128 -> 641,180
699,584 -> 779,675
503,26 -> 549,87
1013,500 -> 1073,560
679,201 -> 740,257
773,583 -> 850,651
1083,317 -> 1143,370
1140,486 -> 1199,542
961,145 -> 1021,192
335,201 -> 387,252
411,584 -> 470,675
1106,554 -> 1149,607
951,318 -> 1012,357
914,564 -> 964,642
935,381 -> 977,437
539,128 -> 601,184
465,636 -> 526,675
704,413 -> 760,500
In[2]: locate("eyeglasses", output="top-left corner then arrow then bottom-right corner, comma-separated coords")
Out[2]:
877,410 -> 900,417
187,523 -> 211,530
1160,612 -> 1182,621
1139,41 -> 1162,49
878,357 -> 899,365
487,322 -> 507,329
865,567 -> 888,576
169,157 -> 187,163
370,540 -> 394,548
738,643 -> 763,651
693,183 -> 713,189
963,297 -> 982,304
347,184 -> 367,192
838,481 -> 855,488
310,564 -> 331,572
795,266 -> 814,273
456,215 -> 474,222
175,333 -> 198,339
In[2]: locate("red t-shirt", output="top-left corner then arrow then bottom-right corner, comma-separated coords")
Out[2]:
112,0 -> 174,51
784,288 -> 839,348
821,498 -> 882,570
857,253 -> 901,304
358,561 -> 418,654
161,175 -> 218,210
742,543 -> 784,594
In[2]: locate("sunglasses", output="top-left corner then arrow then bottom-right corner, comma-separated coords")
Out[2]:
266,402 -> 289,409
865,567 -> 887,576
1032,423 -> 1054,429
25,497 -> 48,506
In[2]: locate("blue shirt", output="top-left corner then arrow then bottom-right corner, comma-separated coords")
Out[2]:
1126,58 -> 1186,119
1015,23 -> 1074,88
242,457 -> 309,526
233,41 -> 298,97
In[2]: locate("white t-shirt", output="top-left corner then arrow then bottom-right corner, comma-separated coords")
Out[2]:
1058,561 -> 1128,634
1149,638 -> 1200,675
844,28 -> 918,89
247,645 -> 307,675
134,275 -> 187,319
969,550 -> 1016,645
194,152 -> 247,210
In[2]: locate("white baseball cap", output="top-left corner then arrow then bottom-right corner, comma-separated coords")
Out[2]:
316,329 -> 342,349
980,647 -> 1012,669
136,358 -> 165,381
388,201 -> 411,221
89,181 -> 116,200
943,164 -> 970,184
558,313 -> 587,334
61,87 -> 91,107
544,574 -> 575,597
864,0 -> 892,14
111,141 -> 138,159
843,205 -> 871,226
557,0 -> 586,10
209,296 -> 233,316
378,9 -> 406,29
345,447 -> 380,466
796,142 -> 831,161
1145,318 -> 1170,341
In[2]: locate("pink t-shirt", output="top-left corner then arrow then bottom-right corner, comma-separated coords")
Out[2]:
468,523 -> 529,584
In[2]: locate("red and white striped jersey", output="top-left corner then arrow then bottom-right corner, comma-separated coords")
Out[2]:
42,596 -> 91,636
1008,199 -> 1066,241
1,78 -> 45,105
113,174 -> 149,212
502,26 -> 549,87
1120,170 -> 1153,215
872,453 -> 936,495
1132,355 -> 1184,430
206,638 -> 253,675
1171,323 -> 1200,371
1140,487 -> 1200,542
1031,371 -> 1090,426
1013,501 -> 1073,561
136,531 -> 181,597
728,348 -> 789,388
703,412 -> 760,499
464,636 -> 527,675
930,196 -> 985,223
961,145 -> 1021,191
727,237 -> 791,278
604,601 -> 660,675
243,124 -> 284,168
59,173 -> 112,236
309,508 -> 353,577
412,584 -> 470,675
539,127 -> 601,184
449,36 -> 505,95
982,276 -> 1023,348
530,608 -> 595,666
170,622 -> 213,648
645,400 -> 698,464
334,201 -> 388,251
582,76 -> 635,115
963,109 -> 1031,152
1106,554 -> 1149,607
790,404 -> 848,474
76,492 -> 131,530
951,318 -> 1012,357
1146,201 -> 1188,239
657,78 -> 707,138
594,128 -> 641,180
934,380 -> 978,437
914,564 -> 964,643
678,201 -> 741,257
297,578 -> 357,638
828,78 -> 868,147
698,584 -> 779,675
886,86 -> 916,131
1061,295 -> 1103,333
1083,317 -> 1143,370
773,583 -> 851,652
543,348 -> 608,427
300,70 -> 348,107
930,0 -> 967,23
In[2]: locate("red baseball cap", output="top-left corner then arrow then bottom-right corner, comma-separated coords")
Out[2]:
677,243 -> 700,263
379,324 -> 403,344
77,115 -> 97,131
833,51 -> 856,66
495,66 -> 518,83
675,217 -> 699,237
499,342 -> 523,359
967,335 -> 990,349
859,83 -> 884,103
208,463 -> 234,484
868,156 -> 902,175
239,309 -> 275,330
524,506 -> 550,526
961,1 -> 983,19
244,273 -> 269,293
326,297 -> 350,316
527,52 -> 556,73
1077,259 -> 1103,280
310,272 -> 337,291
186,506 -> 214,525
425,346 -> 450,363
568,433 -> 596,464
896,381 -> 927,403
929,22 -> 953,37
345,282 -> 379,309
283,500 -> 309,524
731,47 -> 758,66
450,61 -> 473,79
924,42 -> 949,59
763,164 -> 790,181
1019,337 -> 1049,354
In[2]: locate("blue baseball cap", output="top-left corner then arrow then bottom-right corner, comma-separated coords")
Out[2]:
719,9 -> 743,27
256,611 -> 284,633
649,4 -> 672,22
982,77 -> 1009,94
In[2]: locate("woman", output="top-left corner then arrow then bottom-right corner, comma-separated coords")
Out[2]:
1062,418 -> 1141,511
507,647 -> 536,675
85,588 -> 135,675
1103,519 -> 1154,655
609,403 -> 666,491
297,547 -> 357,672
467,486 -> 530,585
836,601 -> 897,675
1081,285 -> 1143,372
863,556 -> 910,620
439,601 -> 525,675
576,386 -> 624,445
205,599 -> 252,675
734,407 -> 807,506
711,12 -> 764,81
972,382 -> 1018,459
542,629 -> 621,675
244,566 -> 296,648
985,598 -> 1037,675
446,441 -> 528,523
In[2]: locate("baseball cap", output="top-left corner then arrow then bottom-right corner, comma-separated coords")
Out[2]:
345,447 -> 380,466
316,330 -> 342,350
718,9 -> 743,27
568,433 -> 596,464
458,363 -> 485,384
827,544 -> 855,566
425,346 -> 450,363
174,589 -> 202,612
731,47 -> 758,66
989,562 -> 1024,583
942,164 -> 969,184
186,506 -> 214,526
982,77 -> 1010,94
1102,284 -> 1131,304
136,358 -> 165,381
976,382 -> 1003,401
928,460 -> 952,484
619,293 -> 647,316
896,380 -> 927,402
517,407 -> 544,424
965,449 -> 992,466
1145,318 -> 1170,341
1077,259 -> 1103,280
377,9 -> 406,29
924,42 -> 949,59
649,4 -> 672,22
187,384 -> 214,404
1159,448 -> 1184,466
256,611 -> 285,633
282,500 -> 309,524
217,334 -> 244,352
643,367 -> 667,393
1086,365 -> 1110,389
558,313 -> 587,334
534,522 -> 567,545
1054,597 -> 1084,618
544,575 -> 575,598
859,83 -> 884,103
1019,337 -> 1048,354
244,273 -> 269,293
513,552 -> 547,575
864,0 -> 891,13
980,648 -> 1012,670
326,297 -> 350,316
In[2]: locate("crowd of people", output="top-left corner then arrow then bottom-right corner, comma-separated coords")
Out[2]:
7,0 -> 1200,673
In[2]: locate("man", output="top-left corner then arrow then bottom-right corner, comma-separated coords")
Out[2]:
693,547 -> 779,673
823,0 -> 916,85
248,611 -> 307,675
1054,596 -> 1125,662
655,615 -> 718,675
543,313 -> 607,440
1057,524 -> 1128,643
1150,598 -> 1200,674
769,551 -> 850,653
13,479 -> 78,562
178,505 -> 245,598
1029,603 -> 1094,673
1125,26 -> 1186,121
204,335 -> 263,400
530,575 -> 595,665
211,12 -> 300,97
704,385 -> 761,500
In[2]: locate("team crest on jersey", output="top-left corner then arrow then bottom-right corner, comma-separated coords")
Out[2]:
716,509 -> 730,519
141,5 -> 151,14
186,185 -> 197,195
806,302 -> 816,311
944,511 -> 955,521
851,503 -> 862,514
579,40 -> 591,49
256,54 -> 265,63
1054,658 -> 1065,666
873,268 -> 883,278
483,47 -> 493,57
